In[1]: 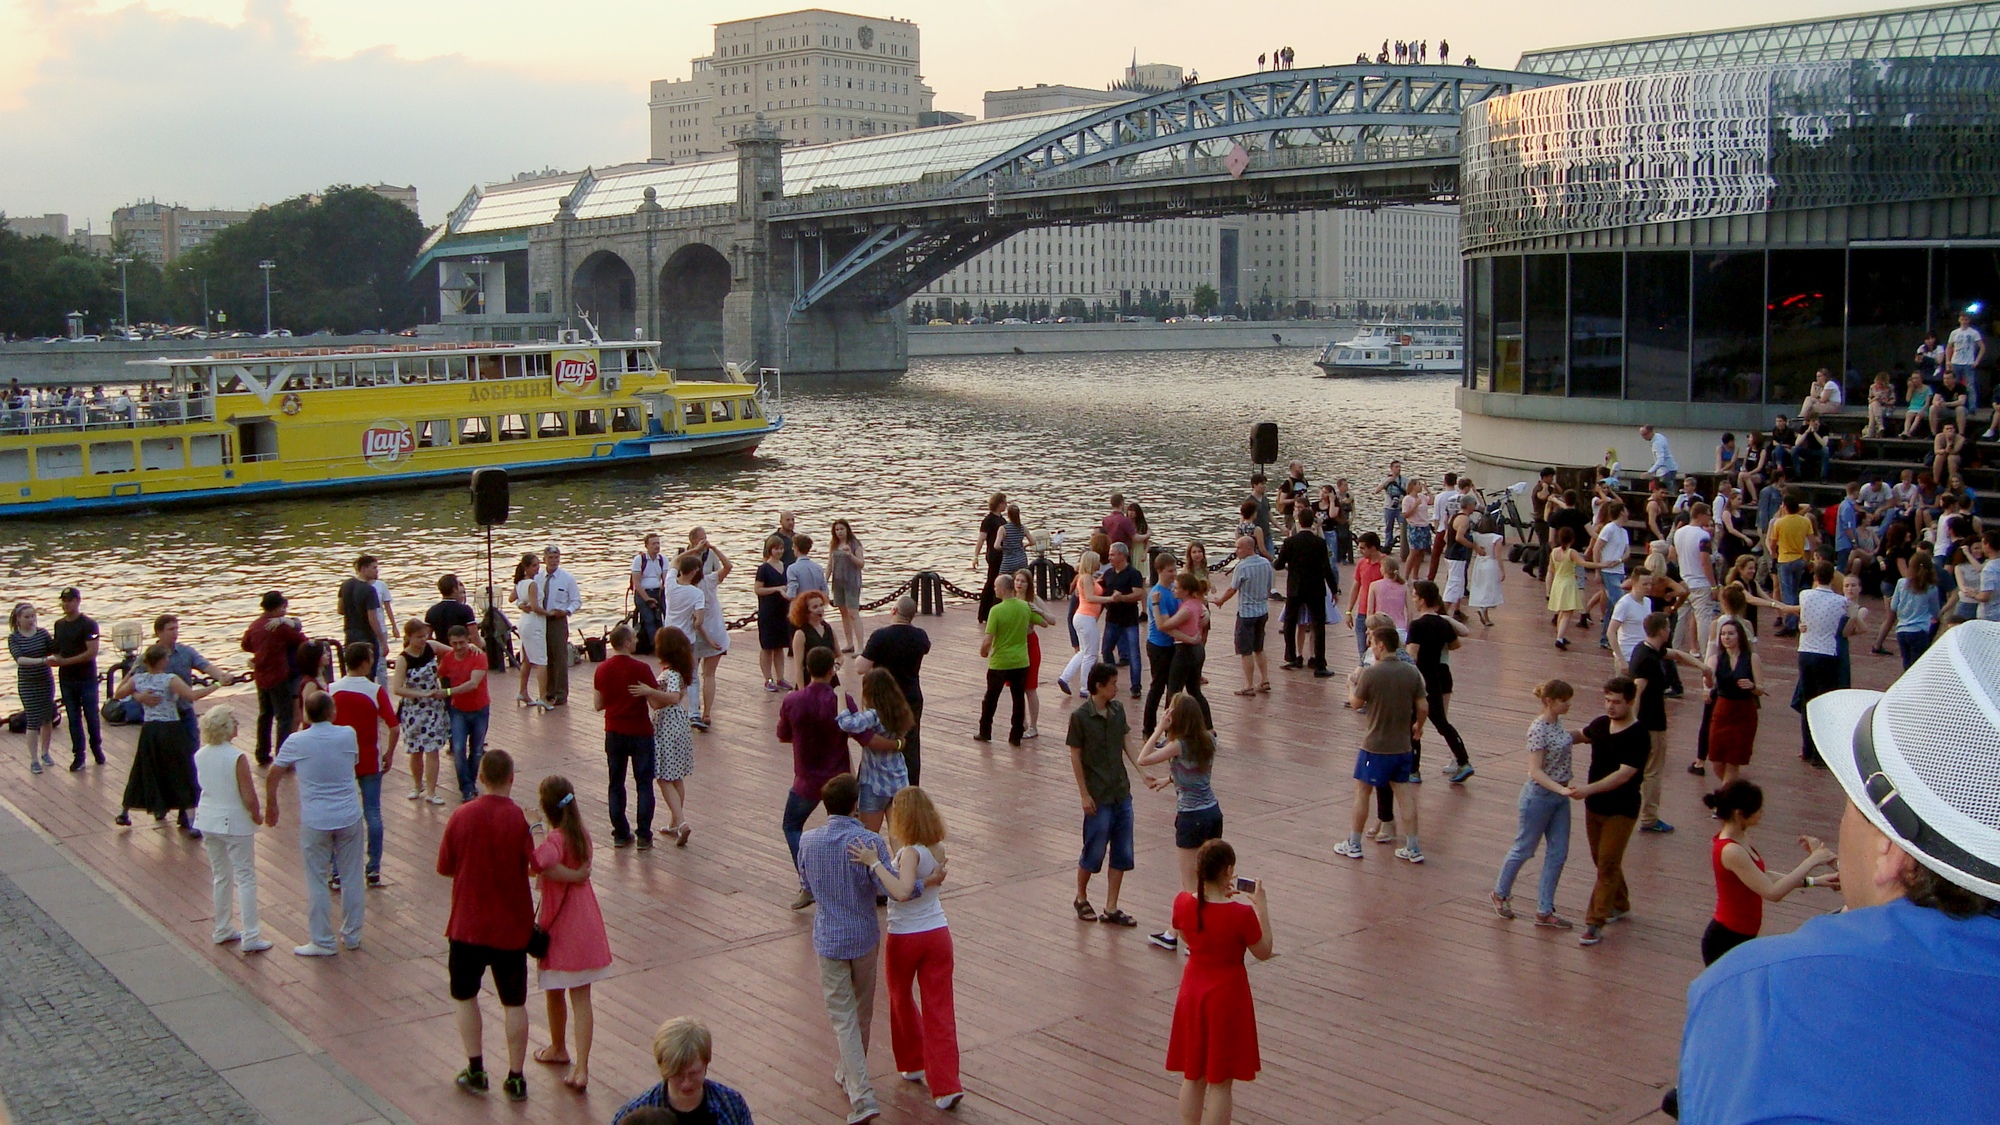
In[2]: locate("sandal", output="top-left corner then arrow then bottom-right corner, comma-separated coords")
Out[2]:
675,823 -> 692,848
1098,909 -> 1137,927
1491,893 -> 1515,920
1072,898 -> 1098,922
1258,682 -> 1271,693
1233,688 -> 1257,697
1536,913 -> 1575,930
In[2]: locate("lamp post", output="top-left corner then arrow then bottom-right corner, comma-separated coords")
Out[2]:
257,259 -> 276,334
468,256 -> 490,317
111,256 -> 133,329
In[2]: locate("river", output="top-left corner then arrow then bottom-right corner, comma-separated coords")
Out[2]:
1,349 -> 1463,684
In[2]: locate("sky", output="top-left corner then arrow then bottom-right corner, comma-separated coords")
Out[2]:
0,0 -> 1899,231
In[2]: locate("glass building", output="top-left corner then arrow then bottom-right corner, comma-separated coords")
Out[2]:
1457,48 -> 2000,478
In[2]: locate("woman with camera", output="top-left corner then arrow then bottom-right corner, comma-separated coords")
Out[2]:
1165,838 -> 1274,1125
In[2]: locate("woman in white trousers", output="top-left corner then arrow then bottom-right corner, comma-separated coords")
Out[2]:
1058,550 -> 1109,693
193,706 -> 271,953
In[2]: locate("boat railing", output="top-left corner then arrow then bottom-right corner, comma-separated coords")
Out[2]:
0,396 -> 216,435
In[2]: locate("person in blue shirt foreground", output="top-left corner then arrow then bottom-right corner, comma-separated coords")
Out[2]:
1675,620 -> 2000,1124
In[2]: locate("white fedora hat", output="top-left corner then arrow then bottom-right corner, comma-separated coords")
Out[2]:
1808,620 -> 2000,902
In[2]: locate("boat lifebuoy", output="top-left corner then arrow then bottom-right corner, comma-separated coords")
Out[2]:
280,393 -> 302,415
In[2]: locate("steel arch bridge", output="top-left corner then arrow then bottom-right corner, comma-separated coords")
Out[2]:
785,64 -> 1568,313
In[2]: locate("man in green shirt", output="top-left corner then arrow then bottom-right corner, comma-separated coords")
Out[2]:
1067,661 -> 1157,927
976,574 -> 1046,745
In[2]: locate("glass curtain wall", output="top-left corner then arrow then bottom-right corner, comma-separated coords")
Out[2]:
1626,252 -> 1690,401
1942,248 -> 2000,381
1524,255 -> 1567,395
1470,259 -> 1492,389
1691,251 -> 1766,403
1848,248 -> 1930,386
1767,249 -> 1845,406
1570,253 -> 1623,398
1493,255 -> 1523,394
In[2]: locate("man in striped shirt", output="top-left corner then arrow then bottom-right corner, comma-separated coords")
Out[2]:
1213,535 -> 1274,695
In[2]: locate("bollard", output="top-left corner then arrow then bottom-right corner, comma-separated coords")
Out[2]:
914,570 -> 945,616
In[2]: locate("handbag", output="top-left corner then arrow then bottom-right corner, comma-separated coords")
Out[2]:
527,888 -> 567,959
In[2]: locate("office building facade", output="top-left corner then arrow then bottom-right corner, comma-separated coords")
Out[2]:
110,201 -> 250,264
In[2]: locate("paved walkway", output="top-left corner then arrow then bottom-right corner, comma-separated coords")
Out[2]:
0,799 -> 407,1125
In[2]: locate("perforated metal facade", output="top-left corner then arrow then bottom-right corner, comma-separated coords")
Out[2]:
1519,0 -> 2000,79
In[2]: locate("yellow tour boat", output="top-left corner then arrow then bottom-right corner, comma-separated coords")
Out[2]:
0,333 -> 782,518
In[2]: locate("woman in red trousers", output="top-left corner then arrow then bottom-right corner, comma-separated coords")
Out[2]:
1167,839 -> 1275,1125
851,786 -> 962,1110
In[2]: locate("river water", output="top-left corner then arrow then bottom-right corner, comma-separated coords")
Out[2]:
2,349 -> 1462,677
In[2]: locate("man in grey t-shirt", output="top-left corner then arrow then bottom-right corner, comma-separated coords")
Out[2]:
265,692 -> 366,957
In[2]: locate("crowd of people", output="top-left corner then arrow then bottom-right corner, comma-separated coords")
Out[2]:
8,403 -> 1999,1122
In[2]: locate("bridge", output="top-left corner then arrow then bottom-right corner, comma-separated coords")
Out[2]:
420,64 -> 1568,375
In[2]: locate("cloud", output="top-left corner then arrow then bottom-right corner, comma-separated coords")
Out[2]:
0,0 -> 642,228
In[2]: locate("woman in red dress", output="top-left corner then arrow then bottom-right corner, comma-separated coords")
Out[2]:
1166,840 -> 1275,1125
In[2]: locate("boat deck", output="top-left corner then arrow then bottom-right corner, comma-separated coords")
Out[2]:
0,580 -> 1885,1124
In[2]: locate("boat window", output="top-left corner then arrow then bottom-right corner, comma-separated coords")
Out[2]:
0,449 -> 27,483
525,353 -> 551,378
190,434 -> 229,467
416,420 -> 452,448
601,351 -> 625,374
448,356 -> 470,381
708,400 -> 735,422
611,406 -> 643,433
503,355 -> 524,379
37,444 -> 82,479
498,413 -> 530,441
536,412 -> 568,438
684,401 -> 708,427
459,417 -> 493,444
574,409 -> 605,435
741,399 -> 762,420
237,421 -> 278,462
333,362 -> 355,386
140,438 -> 183,471
90,441 -> 135,474
475,355 -> 503,380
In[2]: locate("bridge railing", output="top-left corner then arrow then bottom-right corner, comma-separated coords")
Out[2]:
770,132 -> 1459,219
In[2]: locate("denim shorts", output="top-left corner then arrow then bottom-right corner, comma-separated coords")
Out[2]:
1354,750 -> 1416,787
1079,796 -> 1135,873
1174,804 -> 1224,850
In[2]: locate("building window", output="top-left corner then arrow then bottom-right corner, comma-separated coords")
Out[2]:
1568,253 -> 1623,399
1492,255 -> 1523,394
1767,249 -> 1846,406
1692,251 -> 1766,404
1625,252 -> 1691,403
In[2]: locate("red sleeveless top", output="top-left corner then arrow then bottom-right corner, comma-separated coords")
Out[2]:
1711,834 -> 1766,935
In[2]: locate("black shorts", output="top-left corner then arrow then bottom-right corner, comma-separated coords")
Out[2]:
448,939 -> 529,1006
1174,804 -> 1224,849
1233,615 -> 1268,655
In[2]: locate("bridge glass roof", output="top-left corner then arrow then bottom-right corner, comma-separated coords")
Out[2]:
1519,0 -> 2000,79
442,107 -> 1096,237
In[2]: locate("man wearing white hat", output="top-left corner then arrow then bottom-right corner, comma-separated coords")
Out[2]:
1677,621 -> 2000,1123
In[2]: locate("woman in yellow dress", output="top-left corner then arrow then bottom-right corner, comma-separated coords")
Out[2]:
1545,526 -> 1601,650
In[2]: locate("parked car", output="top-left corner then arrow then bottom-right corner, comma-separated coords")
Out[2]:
965,316 -> 991,324
927,319 -> 952,326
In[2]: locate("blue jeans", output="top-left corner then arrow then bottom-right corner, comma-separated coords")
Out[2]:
1896,628 -> 1934,670
357,770 -> 384,875
448,707 -> 489,800
59,676 -> 102,762
1777,560 -> 1808,630
1494,782 -> 1571,917
1099,622 -> 1142,691
783,789 -> 822,888
606,731 -> 655,842
1952,364 -> 1979,410
1382,505 -> 1402,551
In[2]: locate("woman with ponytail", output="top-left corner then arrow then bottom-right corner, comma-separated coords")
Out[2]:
1165,839 -> 1273,1124
1701,780 -> 1837,966
530,775 -> 612,1091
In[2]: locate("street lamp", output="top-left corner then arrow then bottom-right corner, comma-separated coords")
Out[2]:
468,256 -> 490,316
112,256 -> 133,329
257,259 -> 276,334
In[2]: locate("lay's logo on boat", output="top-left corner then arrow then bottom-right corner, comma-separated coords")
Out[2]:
553,351 -> 599,394
361,422 -> 415,468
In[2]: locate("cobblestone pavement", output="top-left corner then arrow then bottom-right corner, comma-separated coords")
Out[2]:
0,873 -> 264,1125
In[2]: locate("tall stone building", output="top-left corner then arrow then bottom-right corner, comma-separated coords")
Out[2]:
110,201 -> 250,264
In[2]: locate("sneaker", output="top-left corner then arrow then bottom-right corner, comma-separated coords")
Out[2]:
29,761 -> 41,775
1448,764 -> 1475,784
1056,678 -> 1072,696
1332,839 -> 1365,860
1130,688 -> 1141,699
71,761 -> 87,773
899,1070 -> 926,1082
365,872 -> 382,887
1312,668 -> 1339,678
1147,931 -> 1179,951
455,1068 -> 489,1095
1022,725 -> 1039,740
1686,762 -> 1707,776
1578,925 -> 1604,946
293,943 -> 337,957
240,937 -> 273,953
426,793 -> 448,805
1535,913 -> 1574,930
1408,770 -> 1423,785
1605,908 -> 1631,924
690,717 -> 711,732
1394,847 -> 1426,864
213,930 -> 243,945
1490,894 -> 1514,920
613,834 -> 634,849
637,835 -> 654,851
1639,820 -> 1676,834
502,1074 -> 527,1102
406,788 -> 423,800
791,889 -> 817,910
774,680 -> 796,692
40,751 -> 52,766
764,680 -> 780,693
935,1093 -> 964,1111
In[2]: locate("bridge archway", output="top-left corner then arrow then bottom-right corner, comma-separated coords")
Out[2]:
572,250 -> 636,340
659,243 -> 730,376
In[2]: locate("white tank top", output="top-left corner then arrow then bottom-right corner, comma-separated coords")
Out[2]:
885,844 -> 949,935
193,743 -> 257,836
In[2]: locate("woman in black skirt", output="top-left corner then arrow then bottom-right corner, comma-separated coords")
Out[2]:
754,535 -> 795,692
112,644 -> 219,837
974,492 -> 1007,623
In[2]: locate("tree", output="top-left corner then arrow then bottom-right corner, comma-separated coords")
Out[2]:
1191,283 -> 1219,315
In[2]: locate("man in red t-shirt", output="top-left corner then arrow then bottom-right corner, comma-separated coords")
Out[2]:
330,643 -> 400,885
435,748 -> 535,1101
592,623 -> 660,848
240,590 -> 306,764
438,625 -> 491,802
1347,531 -> 1385,665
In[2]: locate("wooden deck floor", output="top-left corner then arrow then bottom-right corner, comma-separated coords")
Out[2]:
0,581 -> 1892,1125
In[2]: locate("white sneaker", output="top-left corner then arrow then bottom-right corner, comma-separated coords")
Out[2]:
1395,847 -> 1426,864
293,943 -> 337,957
212,930 -> 242,945
426,793 -> 448,805
935,1093 -> 964,1111
899,1070 -> 926,1082
1022,725 -> 1039,740
1332,839 -> 1365,860
406,788 -> 422,800
240,937 -> 273,953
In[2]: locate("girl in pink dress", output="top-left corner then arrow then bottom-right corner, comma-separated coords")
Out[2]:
531,776 -> 613,1092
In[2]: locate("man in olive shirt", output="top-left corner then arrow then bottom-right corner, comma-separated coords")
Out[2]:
1337,626 -> 1430,864
1067,662 -> 1158,927
976,575 -> 1046,745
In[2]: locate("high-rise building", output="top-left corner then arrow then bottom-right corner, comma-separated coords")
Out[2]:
4,214 -> 68,240
983,83 -> 1128,119
1241,207 -> 1461,316
110,201 -> 250,264
649,9 -> 936,163
914,219 -> 1225,312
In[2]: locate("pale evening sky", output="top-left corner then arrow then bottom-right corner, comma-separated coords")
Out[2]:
0,0 -> 1898,231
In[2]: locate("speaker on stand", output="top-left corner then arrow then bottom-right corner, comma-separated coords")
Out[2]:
470,468 -> 510,623
1250,421 -> 1279,471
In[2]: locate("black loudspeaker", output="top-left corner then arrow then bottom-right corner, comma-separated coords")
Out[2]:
1250,421 -> 1279,466
471,468 -> 510,526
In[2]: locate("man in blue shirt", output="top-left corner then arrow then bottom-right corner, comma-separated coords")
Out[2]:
1677,623 -> 2000,1124
1833,481 -> 1863,572
264,692 -> 367,958
1141,553 -> 1181,737
797,773 -> 893,1125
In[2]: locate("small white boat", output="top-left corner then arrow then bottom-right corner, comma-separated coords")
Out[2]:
1313,323 -> 1463,377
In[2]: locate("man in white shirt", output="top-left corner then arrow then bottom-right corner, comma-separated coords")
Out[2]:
1608,570 -> 1655,676
538,545 -> 583,707
1639,425 -> 1677,490
265,692 -> 366,957
631,534 -> 668,655
1590,501 -> 1632,649
1946,312 -> 1985,419
1856,474 -> 1892,520
1673,504 -> 1719,654
1427,472 -> 1461,582
1795,562 -> 1856,768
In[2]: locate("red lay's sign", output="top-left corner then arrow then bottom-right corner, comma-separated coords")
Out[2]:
361,422 -> 415,467
553,350 -> 599,394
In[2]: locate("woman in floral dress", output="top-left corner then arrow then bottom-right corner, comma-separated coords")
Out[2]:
391,619 -> 450,804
